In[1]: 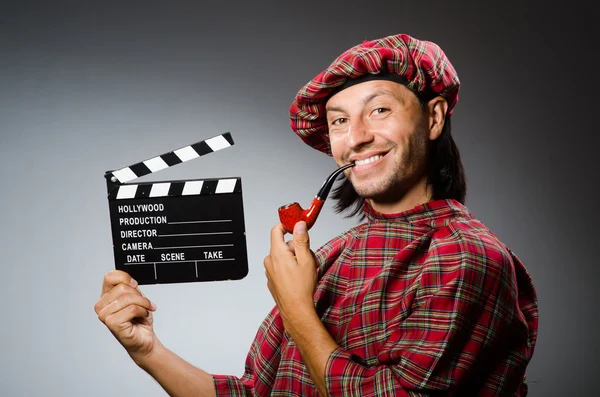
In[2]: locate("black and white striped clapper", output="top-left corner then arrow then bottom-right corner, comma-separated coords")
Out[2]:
104,132 -> 248,285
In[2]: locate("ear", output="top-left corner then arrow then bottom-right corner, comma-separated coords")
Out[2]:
427,97 -> 448,141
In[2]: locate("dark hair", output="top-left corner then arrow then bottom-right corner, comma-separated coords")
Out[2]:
331,110 -> 467,219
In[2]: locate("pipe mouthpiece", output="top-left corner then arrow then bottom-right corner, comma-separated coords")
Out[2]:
316,162 -> 355,200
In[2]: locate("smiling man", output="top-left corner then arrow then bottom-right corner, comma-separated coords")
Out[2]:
258,34 -> 539,396
327,77 -> 445,213
96,34 -> 539,397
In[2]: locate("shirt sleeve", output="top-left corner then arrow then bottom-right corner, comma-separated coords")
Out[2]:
213,374 -> 254,397
212,230 -> 354,397
323,229 -> 529,396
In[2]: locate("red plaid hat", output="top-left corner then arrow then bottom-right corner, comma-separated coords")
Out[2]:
289,33 -> 460,155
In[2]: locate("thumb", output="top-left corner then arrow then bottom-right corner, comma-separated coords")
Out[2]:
293,221 -> 311,259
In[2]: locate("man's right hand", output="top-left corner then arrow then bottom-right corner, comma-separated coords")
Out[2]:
95,270 -> 158,364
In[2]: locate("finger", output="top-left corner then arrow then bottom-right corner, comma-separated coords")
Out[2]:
263,255 -> 271,278
95,282 -> 144,315
97,292 -> 156,323
270,223 -> 288,254
293,221 -> 312,264
104,305 -> 152,332
286,240 -> 296,254
102,270 -> 137,297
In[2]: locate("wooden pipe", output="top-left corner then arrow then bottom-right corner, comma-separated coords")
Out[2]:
278,163 -> 355,233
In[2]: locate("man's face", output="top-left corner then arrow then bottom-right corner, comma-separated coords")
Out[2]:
326,80 -> 431,203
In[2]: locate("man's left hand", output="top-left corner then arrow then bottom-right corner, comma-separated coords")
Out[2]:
264,221 -> 318,325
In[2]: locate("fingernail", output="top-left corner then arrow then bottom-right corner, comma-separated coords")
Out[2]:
295,221 -> 307,234
151,302 -> 157,311
130,278 -> 138,287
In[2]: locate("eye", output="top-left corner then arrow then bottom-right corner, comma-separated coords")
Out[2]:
331,117 -> 348,126
372,107 -> 389,115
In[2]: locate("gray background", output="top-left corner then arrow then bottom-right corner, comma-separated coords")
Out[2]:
1,1 -> 597,396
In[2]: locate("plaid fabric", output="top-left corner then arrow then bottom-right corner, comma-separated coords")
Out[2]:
213,199 -> 538,396
289,33 -> 460,155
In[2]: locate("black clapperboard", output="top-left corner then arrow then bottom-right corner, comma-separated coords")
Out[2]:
104,132 -> 248,285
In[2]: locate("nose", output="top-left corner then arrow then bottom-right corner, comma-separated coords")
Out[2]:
345,117 -> 374,149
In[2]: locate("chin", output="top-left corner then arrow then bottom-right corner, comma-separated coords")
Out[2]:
353,183 -> 393,200
352,177 -> 410,202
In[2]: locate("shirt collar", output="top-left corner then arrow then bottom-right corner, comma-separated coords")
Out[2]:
363,199 -> 473,227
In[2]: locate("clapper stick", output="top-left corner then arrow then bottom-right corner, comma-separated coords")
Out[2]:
105,132 -> 248,285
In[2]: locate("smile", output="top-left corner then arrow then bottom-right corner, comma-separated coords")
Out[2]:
354,154 -> 384,166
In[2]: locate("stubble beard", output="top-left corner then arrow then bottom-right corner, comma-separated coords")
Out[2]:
349,130 -> 429,204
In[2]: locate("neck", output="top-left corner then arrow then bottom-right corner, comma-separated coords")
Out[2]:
367,174 -> 432,214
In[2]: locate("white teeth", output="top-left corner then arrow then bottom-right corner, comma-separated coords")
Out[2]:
354,155 -> 383,166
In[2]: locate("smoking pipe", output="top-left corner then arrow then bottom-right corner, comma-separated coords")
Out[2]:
278,162 -> 355,233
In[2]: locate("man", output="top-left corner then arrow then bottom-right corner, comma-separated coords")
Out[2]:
95,33 -> 538,396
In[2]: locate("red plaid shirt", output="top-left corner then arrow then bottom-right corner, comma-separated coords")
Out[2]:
213,199 -> 538,396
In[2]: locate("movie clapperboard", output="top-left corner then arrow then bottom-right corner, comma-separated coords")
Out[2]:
104,132 -> 248,285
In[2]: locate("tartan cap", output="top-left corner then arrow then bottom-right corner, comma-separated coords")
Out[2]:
289,33 -> 460,155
